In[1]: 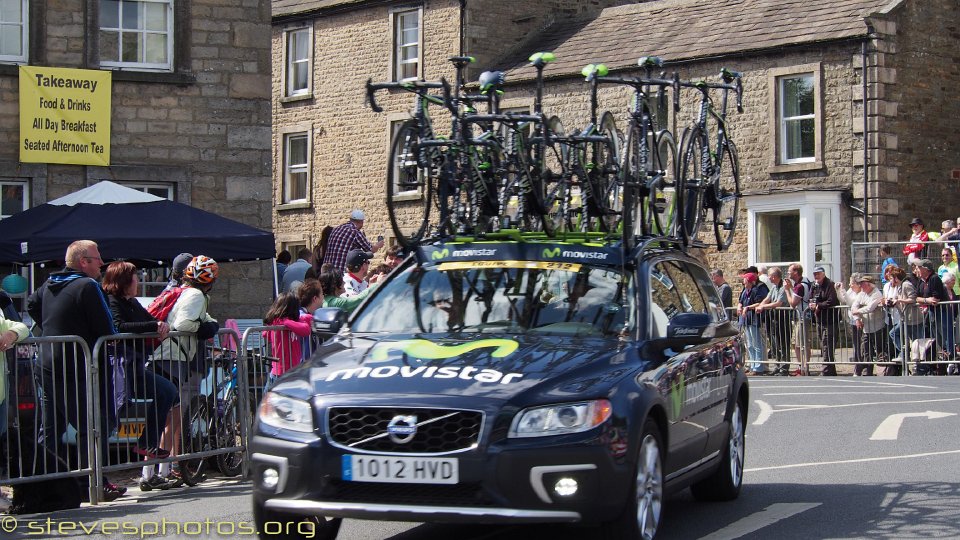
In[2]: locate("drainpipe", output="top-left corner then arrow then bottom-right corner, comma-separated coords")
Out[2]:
862,34 -> 871,242
459,0 -> 466,57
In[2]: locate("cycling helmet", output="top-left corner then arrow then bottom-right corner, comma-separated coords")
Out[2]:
184,255 -> 219,284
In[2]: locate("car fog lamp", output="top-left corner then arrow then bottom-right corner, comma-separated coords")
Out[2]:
554,477 -> 579,497
262,468 -> 279,489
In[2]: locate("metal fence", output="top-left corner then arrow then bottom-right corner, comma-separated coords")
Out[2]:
0,324 -> 310,505
730,302 -> 960,376
852,240 -> 960,281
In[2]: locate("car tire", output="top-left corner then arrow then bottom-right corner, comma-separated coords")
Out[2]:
253,499 -> 342,540
690,398 -> 745,501
601,418 -> 664,540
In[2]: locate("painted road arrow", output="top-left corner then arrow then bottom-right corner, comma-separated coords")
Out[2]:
870,411 -> 957,440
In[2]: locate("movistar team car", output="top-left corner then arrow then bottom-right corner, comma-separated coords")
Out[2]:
250,237 -> 748,540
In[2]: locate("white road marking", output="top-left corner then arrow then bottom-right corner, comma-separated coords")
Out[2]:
763,392 -> 960,396
869,411 -> 957,440
752,400 -> 774,425
751,380 -> 937,389
696,503 -> 821,540
745,449 -> 960,473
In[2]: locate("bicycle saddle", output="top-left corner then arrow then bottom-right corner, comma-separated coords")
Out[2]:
638,56 -> 664,68
478,71 -> 506,93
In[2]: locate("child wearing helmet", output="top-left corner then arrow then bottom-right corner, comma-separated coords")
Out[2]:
151,255 -> 220,486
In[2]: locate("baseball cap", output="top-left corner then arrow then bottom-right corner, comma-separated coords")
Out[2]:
742,272 -> 758,284
909,217 -> 924,226
813,266 -> 826,274
917,258 -> 935,272
345,249 -> 373,268
172,252 -> 194,275
857,275 -> 875,284
350,209 -> 365,221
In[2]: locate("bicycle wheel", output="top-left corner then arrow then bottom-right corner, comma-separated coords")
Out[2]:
541,116 -> 572,234
179,396 -> 210,486
386,119 -> 433,247
713,140 -> 741,251
677,126 -> 709,244
597,111 -> 622,234
650,130 -> 678,237
215,395 -> 244,477
619,121 -> 645,237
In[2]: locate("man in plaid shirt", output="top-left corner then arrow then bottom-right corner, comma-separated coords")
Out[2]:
323,209 -> 385,272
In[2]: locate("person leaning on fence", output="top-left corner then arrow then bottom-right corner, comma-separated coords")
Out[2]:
937,246 -> 960,297
915,258 -> 952,372
849,275 -> 884,376
810,266 -> 840,376
754,267 -> 791,376
783,264 -> 813,374
263,293 -> 314,390
886,265 -> 924,371
296,279 -> 324,360
837,274 -> 864,376
26,240 -> 127,501
737,272 -> 767,375
102,261 -> 179,491
152,255 -> 220,487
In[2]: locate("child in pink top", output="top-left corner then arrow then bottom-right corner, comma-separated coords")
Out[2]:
264,293 -> 313,388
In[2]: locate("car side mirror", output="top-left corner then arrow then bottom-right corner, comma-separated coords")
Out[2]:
666,312 -> 715,340
312,307 -> 346,336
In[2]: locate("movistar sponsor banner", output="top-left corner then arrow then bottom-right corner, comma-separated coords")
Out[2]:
420,242 -> 621,266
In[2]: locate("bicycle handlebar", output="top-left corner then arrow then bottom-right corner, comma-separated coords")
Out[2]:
365,78 -> 453,114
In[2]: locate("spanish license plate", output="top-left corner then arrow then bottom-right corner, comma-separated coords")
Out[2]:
341,455 -> 458,484
117,422 -> 146,439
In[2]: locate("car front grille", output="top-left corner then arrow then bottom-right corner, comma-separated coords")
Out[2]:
326,407 -> 483,454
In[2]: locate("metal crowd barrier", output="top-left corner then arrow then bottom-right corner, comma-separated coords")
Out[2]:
0,326 -> 312,506
729,301 -> 960,376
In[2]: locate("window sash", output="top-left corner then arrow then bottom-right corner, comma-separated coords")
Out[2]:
0,0 -> 27,63
0,180 -> 28,219
394,10 -> 419,81
99,0 -> 173,71
284,133 -> 309,203
778,74 -> 815,164
286,28 -> 311,96
119,182 -> 174,200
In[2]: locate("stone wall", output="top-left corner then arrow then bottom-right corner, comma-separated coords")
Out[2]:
0,0 -> 274,320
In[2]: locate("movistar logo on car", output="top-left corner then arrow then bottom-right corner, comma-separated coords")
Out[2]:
562,250 -> 609,260
451,248 -> 497,257
325,364 -> 523,385
431,249 -> 449,260
371,338 -> 519,361
542,247 -> 561,258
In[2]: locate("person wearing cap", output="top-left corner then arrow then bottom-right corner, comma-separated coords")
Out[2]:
737,272 -> 768,375
754,267 -> 791,376
164,252 -> 194,292
914,258 -> 952,367
850,275 -> 884,376
323,209 -> 385,273
280,248 -> 314,294
809,266 -> 840,376
886,266 -> 923,373
343,249 -> 374,297
837,273 -> 864,374
903,217 -> 929,266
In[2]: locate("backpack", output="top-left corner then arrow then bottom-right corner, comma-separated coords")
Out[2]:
147,286 -> 184,323
797,278 -> 813,319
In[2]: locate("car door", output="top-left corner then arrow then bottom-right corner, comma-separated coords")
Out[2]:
646,259 -> 712,474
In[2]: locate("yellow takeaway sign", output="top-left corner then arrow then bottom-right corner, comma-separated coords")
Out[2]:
19,66 -> 111,166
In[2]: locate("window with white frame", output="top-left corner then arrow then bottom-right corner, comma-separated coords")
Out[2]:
0,180 -> 28,218
285,27 -> 311,98
99,0 -> 173,71
747,192 -> 841,282
283,132 -> 309,204
778,73 -> 815,163
0,0 -> 28,63
392,8 -> 420,82
120,182 -> 174,200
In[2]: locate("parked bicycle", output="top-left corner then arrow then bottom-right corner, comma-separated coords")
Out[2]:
677,68 -> 744,251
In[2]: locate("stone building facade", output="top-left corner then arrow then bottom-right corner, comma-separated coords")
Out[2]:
272,0 -> 960,283
0,1 -> 273,319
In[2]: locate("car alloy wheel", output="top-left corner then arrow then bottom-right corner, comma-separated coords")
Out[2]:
634,427 -> 663,539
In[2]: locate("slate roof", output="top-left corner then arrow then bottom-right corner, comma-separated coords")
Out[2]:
273,0 -> 370,19
500,0 -> 898,80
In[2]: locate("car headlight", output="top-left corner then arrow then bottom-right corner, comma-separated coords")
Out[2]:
509,399 -> 612,438
258,392 -> 313,433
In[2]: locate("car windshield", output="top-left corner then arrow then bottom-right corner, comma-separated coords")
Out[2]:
351,261 -> 633,336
